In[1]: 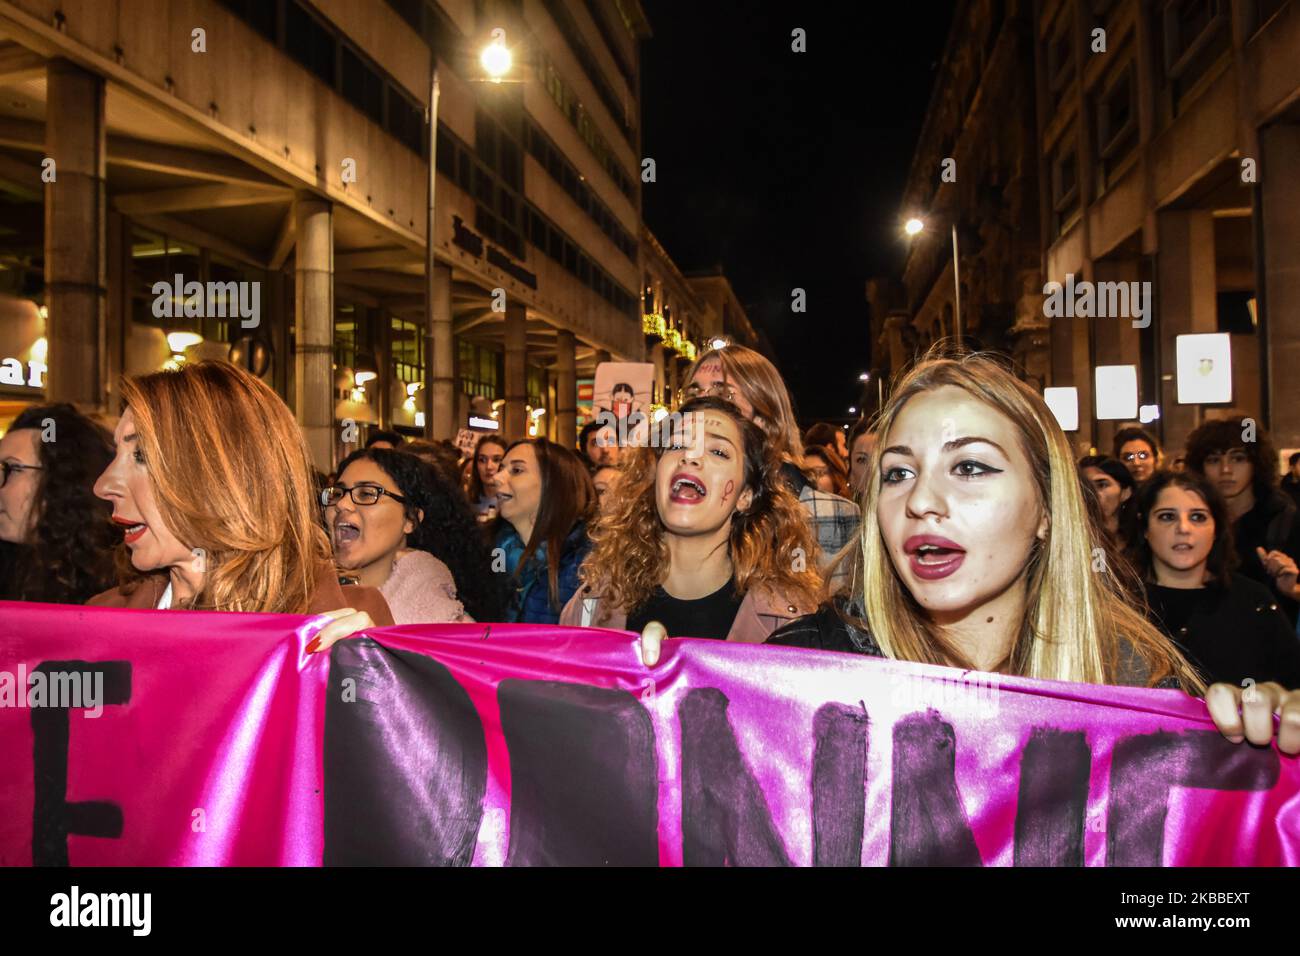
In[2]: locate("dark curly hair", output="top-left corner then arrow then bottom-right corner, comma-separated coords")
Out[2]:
1184,416 -> 1279,503
335,447 -> 504,622
3,404 -> 119,603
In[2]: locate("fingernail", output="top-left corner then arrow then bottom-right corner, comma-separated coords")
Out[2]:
1227,734 -> 1244,744
305,637 -> 320,654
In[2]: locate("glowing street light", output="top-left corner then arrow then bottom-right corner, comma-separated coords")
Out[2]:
858,372 -> 870,382
709,336 -> 729,351
848,406 -> 856,414
902,214 -> 961,348
481,36 -> 513,82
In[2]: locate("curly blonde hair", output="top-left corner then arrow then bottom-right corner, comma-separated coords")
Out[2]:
581,397 -> 822,613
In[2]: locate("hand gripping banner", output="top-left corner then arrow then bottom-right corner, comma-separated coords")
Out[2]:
1,602 -> 1296,866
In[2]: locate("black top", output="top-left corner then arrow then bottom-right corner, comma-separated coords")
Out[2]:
1143,574 -> 1300,689
1233,491 -> 1300,626
626,577 -> 743,641
1282,475 -> 1300,510
767,599 -> 1169,688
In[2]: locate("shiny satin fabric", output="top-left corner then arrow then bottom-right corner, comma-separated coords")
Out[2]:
1,602 -> 1296,866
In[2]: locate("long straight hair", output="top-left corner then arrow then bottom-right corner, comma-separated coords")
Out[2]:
503,438 -> 596,611
120,360 -> 330,613
853,350 -> 1204,690
684,346 -> 805,465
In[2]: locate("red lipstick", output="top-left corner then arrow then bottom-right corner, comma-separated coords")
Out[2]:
112,515 -> 148,545
903,534 -> 966,581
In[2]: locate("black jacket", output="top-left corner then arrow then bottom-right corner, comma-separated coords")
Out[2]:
767,599 -> 1170,688
1143,573 -> 1300,689
1233,490 -> 1300,626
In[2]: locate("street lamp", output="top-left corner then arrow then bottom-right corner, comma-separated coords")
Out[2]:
425,33 -> 518,439
480,35 -> 513,82
709,336 -> 729,351
858,372 -> 870,382
903,216 -> 962,349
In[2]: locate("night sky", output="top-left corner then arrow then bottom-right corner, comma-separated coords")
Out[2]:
641,1 -> 957,423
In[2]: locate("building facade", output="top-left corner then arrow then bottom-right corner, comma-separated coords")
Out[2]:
0,0 -> 735,471
873,0 -> 1300,461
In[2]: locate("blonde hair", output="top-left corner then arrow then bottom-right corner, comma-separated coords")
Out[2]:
684,346 -> 805,465
120,360 -> 330,613
853,349 -> 1204,691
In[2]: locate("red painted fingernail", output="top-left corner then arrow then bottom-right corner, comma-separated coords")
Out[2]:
305,637 -> 320,654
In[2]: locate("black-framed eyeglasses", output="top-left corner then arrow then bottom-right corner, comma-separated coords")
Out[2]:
683,381 -> 738,403
320,483 -> 407,508
0,462 -> 43,488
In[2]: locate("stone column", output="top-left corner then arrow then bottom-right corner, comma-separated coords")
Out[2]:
1156,210 -> 1217,455
1261,123 -> 1300,451
650,342 -> 666,406
554,329 -> 577,449
427,263 -> 455,440
1092,258 -> 1145,454
504,302 -> 527,441
293,192 -> 334,472
44,60 -> 106,409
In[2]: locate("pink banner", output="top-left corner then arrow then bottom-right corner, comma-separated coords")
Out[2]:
1,601 -> 1296,866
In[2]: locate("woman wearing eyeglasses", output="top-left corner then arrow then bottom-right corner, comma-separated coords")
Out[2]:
681,346 -> 860,572
1113,426 -> 1160,482
89,361 -> 391,649
325,447 -> 503,625
0,403 -> 119,604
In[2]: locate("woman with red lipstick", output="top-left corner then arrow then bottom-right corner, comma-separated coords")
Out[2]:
88,361 -> 391,647
1129,470 -> 1300,689
635,352 -> 1299,754
560,397 -> 821,642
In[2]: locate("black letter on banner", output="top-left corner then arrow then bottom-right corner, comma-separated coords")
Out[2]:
811,703 -> 869,867
1107,730 -> 1278,867
324,639 -> 487,865
680,688 -> 792,866
1014,728 -> 1090,866
31,660 -> 131,866
889,711 -> 981,866
499,679 -> 657,866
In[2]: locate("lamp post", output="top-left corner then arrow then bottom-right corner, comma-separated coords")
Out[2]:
904,217 -> 961,349
424,35 -> 516,440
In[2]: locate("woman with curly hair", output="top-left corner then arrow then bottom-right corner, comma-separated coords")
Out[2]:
560,396 -> 822,642
326,447 -> 503,624
1184,415 -> 1300,626
0,404 -> 119,603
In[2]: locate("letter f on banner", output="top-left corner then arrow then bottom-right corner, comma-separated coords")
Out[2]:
30,661 -> 132,866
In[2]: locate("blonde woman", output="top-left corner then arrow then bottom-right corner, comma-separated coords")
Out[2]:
644,352 -> 1297,753
560,397 -> 821,641
89,361 -> 390,648
682,345 -> 859,566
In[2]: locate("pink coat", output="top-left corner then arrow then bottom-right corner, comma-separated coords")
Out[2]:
379,550 -> 472,626
558,581 -> 814,644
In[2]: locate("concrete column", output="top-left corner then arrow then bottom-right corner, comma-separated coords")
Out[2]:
554,329 -> 577,449
504,302 -> 527,441
1261,123 -> 1300,451
374,306 -> 391,427
293,192 -> 334,473
1156,210 -> 1217,454
44,60 -> 106,409
427,263 -> 455,440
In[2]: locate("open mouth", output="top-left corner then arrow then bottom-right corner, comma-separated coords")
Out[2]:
1172,542 -> 1194,551
112,515 -> 148,545
669,473 -> 707,504
904,535 -> 967,580
333,519 -> 361,547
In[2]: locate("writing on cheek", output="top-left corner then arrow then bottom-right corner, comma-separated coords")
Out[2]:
722,480 -> 735,502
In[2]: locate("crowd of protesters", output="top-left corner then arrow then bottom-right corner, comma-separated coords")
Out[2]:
0,343 -> 1297,753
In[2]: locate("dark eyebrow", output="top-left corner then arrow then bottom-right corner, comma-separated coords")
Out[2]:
121,432 -> 138,445
704,431 -> 737,448
881,437 -> 1009,457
